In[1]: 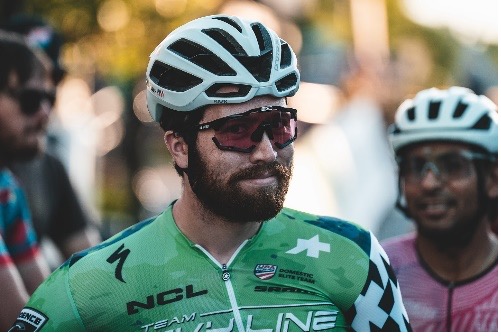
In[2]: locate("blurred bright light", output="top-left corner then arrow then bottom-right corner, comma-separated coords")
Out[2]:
219,0 -> 282,34
155,0 -> 188,18
91,86 -> 126,156
97,120 -> 124,156
260,0 -> 316,19
289,82 -> 341,124
92,86 -> 124,119
55,77 -> 93,125
133,167 -> 182,213
97,0 -> 131,32
402,0 -> 498,44
133,89 -> 153,123
350,0 -> 389,62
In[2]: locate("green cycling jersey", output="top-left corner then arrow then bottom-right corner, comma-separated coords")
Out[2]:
10,205 -> 411,332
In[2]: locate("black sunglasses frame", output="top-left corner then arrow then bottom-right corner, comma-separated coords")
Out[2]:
5,87 -> 56,116
193,105 -> 298,153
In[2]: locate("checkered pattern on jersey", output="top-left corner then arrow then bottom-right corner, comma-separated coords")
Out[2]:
346,233 -> 412,331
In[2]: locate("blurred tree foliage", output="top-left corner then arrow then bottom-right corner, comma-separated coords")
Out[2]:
1,0 -> 226,84
2,0 -> 495,86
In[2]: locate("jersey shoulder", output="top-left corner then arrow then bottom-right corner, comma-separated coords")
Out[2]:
276,207 -> 372,256
62,214 -> 158,270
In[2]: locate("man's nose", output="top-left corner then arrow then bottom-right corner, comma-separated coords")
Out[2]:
36,100 -> 52,121
40,99 -> 52,116
420,162 -> 443,187
249,131 -> 277,164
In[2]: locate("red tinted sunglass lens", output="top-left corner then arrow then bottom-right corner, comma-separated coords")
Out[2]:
270,113 -> 295,146
213,115 -> 259,150
213,111 -> 295,151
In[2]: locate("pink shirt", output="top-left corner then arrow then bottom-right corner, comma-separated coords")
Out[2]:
382,232 -> 497,332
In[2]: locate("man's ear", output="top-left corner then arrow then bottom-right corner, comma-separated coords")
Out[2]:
486,161 -> 498,198
164,131 -> 188,170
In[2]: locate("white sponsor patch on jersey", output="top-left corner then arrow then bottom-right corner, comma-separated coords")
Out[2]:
9,307 -> 48,332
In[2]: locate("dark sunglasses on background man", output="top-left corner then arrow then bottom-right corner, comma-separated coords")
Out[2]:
5,87 -> 56,115
191,105 -> 297,153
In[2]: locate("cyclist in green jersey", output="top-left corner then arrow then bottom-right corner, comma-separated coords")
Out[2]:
10,14 -> 411,332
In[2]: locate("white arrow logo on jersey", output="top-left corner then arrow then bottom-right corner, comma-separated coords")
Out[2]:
286,235 -> 330,258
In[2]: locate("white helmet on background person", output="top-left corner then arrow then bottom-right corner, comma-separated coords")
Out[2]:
146,14 -> 300,122
388,86 -> 498,157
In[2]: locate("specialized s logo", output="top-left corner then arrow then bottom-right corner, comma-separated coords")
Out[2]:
9,308 -> 48,332
107,243 -> 130,283
254,264 -> 277,280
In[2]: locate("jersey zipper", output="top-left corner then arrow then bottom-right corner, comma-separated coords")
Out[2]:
221,263 -> 245,331
221,264 -> 230,281
446,282 -> 454,332
194,240 -> 250,331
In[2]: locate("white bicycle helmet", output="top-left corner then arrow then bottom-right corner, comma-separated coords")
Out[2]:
146,14 -> 300,121
388,86 -> 498,155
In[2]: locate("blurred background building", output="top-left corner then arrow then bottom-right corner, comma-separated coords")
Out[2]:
1,0 -> 496,240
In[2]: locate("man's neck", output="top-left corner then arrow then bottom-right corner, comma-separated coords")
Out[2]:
172,193 -> 262,265
416,220 -> 498,282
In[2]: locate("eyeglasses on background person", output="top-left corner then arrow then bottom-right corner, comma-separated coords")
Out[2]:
397,150 -> 494,184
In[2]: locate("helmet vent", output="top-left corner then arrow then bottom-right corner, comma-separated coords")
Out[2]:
280,42 -> 292,68
276,73 -> 298,92
212,16 -> 243,33
452,101 -> 468,118
206,83 -> 252,97
251,23 -> 273,53
203,28 -> 246,56
406,106 -> 416,121
472,113 -> 492,130
235,52 -> 272,82
168,38 -> 237,76
428,101 -> 441,119
149,60 -> 202,92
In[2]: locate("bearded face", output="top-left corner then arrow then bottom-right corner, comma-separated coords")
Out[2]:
187,143 -> 293,222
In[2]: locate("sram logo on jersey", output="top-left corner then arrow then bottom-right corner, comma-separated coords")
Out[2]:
127,284 -> 208,315
254,285 -> 316,295
9,308 -> 48,332
254,264 -> 277,280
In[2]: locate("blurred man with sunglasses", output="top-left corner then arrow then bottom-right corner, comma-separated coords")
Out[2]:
383,86 -> 498,331
10,15 -> 410,332
0,31 -> 52,330
2,15 -> 102,268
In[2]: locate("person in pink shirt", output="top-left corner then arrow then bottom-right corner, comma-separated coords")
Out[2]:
383,86 -> 498,331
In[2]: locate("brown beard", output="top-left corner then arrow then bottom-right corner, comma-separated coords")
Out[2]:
416,212 -> 483,250
187,146 -> 293,222
0,136 -> 41,164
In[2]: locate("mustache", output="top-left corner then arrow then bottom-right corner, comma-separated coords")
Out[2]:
228,161 -> 291,184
